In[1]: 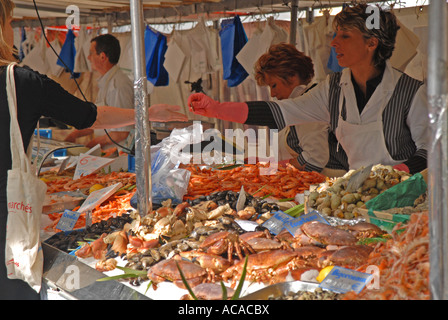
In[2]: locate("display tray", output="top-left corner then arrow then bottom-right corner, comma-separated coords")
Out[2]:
42,242 -> 151,300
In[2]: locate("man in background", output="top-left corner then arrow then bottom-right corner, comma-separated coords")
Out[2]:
65,34 -> 134,148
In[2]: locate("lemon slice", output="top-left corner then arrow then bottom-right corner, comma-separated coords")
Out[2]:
40,178 -> 49,183
316,266 -> 334,283
89,184 -> 104,194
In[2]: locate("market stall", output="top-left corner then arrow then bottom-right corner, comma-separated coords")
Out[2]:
39,157 -> 430,300
5,0 -> 446,301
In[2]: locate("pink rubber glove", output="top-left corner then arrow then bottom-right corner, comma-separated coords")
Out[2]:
393,163 -> 410,173
188,93 -> 248,123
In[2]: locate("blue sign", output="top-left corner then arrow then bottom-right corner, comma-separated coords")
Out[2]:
319,266 -> 373,294
55,209 -> 81,232
261,211 -> 295,235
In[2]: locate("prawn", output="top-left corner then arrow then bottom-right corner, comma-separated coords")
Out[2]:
342,211 -> 429,300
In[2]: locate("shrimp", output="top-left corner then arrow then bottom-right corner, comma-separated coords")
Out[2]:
342,211 -> 429,300
183,163 -> 325,200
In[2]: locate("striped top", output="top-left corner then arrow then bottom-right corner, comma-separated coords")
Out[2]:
245,62 -> 427,174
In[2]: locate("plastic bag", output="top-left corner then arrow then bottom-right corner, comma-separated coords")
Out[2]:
131,125 -> 202,208
150,146 -> 191,205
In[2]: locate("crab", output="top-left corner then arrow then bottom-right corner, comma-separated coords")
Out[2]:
275,228 -> 296,244
318,245 -> 374,268
292,228 -> 324,247
147,258 -> 207,290
339,222 -> 386,240
293,246 -> 326,268
179,250 -> 231,281
240,230 -> 292,252
300,221 -> 358,246
180,283 -> 235,300
199,231 -> 256,262
245,237 -> 290,252
239,230 -> 272,242
221,249 -> 308,287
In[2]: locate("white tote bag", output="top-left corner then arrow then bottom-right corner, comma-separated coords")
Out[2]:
4,63 -> 47,293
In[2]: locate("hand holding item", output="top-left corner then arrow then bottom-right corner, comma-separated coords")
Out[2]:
188,93 -> 219,116
64,128 -> 94,143
148,104 -> 188,122
188,93 -> 248,123
392,163 -> 410,173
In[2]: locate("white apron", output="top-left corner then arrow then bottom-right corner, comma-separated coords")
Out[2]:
334,81 -> 402,170
277,85 -> 307,161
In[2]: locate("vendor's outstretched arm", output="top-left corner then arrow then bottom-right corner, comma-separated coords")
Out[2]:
91,105 -> 188,129
188,93 -> 248,123
188,93 -> 285,129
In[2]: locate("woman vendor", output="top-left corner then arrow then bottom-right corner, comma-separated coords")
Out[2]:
254,43 -> 329,173
0,0 -> 186,300
189,3 -> 428,176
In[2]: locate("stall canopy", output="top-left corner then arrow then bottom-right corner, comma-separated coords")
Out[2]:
12,0 -> 377,27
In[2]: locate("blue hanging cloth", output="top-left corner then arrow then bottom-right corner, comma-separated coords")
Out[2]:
219,15 -> 248,87
144,26 -> 169,86
19,27 -> 26,61
57,29 -> 80,79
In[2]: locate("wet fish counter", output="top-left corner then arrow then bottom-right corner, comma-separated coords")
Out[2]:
39,160 -> 429,300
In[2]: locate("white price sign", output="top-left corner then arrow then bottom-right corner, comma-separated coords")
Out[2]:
77,183 -> 122,213
73,154 -> 115,180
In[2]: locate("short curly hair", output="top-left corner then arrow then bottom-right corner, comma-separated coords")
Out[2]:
333,3 -> 400,69
254,43 -> 314,86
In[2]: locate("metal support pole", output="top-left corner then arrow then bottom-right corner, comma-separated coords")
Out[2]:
289,0 -> 299,45
427,0 -> 448,300
306,6 -> 314,24
130,0 -> 152,216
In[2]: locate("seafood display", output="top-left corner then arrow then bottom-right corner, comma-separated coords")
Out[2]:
342,211 -> 430,300
43,171 -> 136,194
308,165 -> 412,219
45,214 -> 134,253
186,189 -> 280,217
184,163 -> 326,200
40,160 -> 431,300
44,190 -> 135,232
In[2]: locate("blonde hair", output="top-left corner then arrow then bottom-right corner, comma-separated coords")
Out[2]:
0,0 -> 16,66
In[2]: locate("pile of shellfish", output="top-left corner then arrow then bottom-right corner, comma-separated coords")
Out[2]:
308,165 -> 412,219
